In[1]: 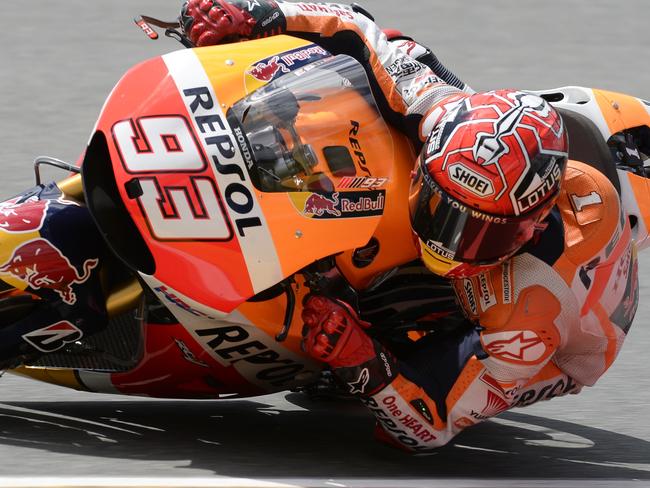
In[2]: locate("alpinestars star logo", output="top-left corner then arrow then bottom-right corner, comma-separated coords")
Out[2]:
483,330 -> 546,363
348,368 -> 370,395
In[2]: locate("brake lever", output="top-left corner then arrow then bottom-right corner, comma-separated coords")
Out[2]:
165,28 -> 195,48
134,15 -> 195,48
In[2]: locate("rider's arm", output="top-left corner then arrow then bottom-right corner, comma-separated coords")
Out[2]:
181,0 -> 465,141
387,35 -> 474,94
365,283 -> 571,451
277,2 -> 461,121
299,285 -> 576,451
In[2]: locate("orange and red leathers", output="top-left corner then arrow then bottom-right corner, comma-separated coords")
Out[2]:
366,161 -> 637,451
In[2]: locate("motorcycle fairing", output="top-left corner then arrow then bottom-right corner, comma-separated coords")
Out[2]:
14,272 -> 322,398
87,36 -> 396,315
532,86 -> 650,251
138,274 -> 321,394
0,184 -> 107,362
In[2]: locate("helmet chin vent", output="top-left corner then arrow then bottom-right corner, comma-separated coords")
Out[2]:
535,87 -> 592,106
540,92 -> 565,103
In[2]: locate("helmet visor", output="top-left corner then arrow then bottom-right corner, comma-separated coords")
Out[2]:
409,164 -> 551,265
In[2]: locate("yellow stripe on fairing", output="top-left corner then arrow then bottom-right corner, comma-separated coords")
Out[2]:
8,366 -> 87,391
0,230 -> 41,290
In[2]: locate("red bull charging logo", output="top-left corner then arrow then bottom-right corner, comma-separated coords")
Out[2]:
0,238 -> 98,305
303,192 -> 341,217
247,56 -> 290,82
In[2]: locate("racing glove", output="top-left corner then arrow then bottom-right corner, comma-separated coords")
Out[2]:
301,295 -> 398,397
180,0 -> 285,46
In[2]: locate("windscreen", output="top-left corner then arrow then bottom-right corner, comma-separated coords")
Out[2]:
228,55 -> 385,193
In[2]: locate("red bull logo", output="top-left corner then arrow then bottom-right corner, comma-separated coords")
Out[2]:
0,196 -> 49,233
247,56 -> 290,82
0,238 -> 98,305
303,192 -> 341,217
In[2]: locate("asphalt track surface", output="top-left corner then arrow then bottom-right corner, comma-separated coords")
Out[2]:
1,1 -> 650,486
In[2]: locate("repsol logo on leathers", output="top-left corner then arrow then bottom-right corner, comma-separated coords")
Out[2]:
362,396 -> 436,451
513,376 -> 580,407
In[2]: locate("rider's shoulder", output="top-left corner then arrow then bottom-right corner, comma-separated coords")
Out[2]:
556,160 -> 622,259
454,261 -> 564,331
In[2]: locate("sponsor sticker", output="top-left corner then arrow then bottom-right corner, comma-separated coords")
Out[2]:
570,191 -> 603,212
425,240 -> 456,260
246,44 -> 329,83
194,319 -> 310,388
294,2 -> 354,20
501,261 -> 512,304
174,338 -> 209,368
479,371 -> 519,399
0,195 -> 77,234
293,190 -> 385,219
386,58 -> 421,79
22,321 -> 83,353
155,285 -> 217,319
462,278 -> 478,315
513,375 -> 580,407
144,276 -> 316,391
247,55 -> 290,82
482,330 -> 546,363
470,390 -> 510,421
0,196 -> 49,233
454,416 -> 475,429
348,368 -> 370,395
395,39 -> 428,59
448,163 -> 494,197
0,238 -> 98,305
362,389 -> 438,451
338,176 -> 388,190
349,120 -> 371,176
516,162 -> 562,213
163,49 -> 283,293
478,273 -> 497,311
422,171 -> 510,225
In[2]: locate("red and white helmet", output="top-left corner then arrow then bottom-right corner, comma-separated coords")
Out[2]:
409,89 -> 568,278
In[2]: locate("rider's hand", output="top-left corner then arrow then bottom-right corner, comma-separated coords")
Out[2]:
181,0 -> 257,46
301,295 -> 398,396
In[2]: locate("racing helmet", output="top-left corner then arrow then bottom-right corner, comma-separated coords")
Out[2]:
409,89 -> 568,278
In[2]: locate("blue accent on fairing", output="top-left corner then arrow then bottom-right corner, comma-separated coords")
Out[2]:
0,184 -> 108,362
519,206 -> 565,267
38,184 -> 106,278
398,327 -> 484,419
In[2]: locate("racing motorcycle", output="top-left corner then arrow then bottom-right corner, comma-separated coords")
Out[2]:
1,17 -> 650,400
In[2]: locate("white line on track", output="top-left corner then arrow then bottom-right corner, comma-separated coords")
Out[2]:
0,478 -> 648,488
0,478 -> 301,488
